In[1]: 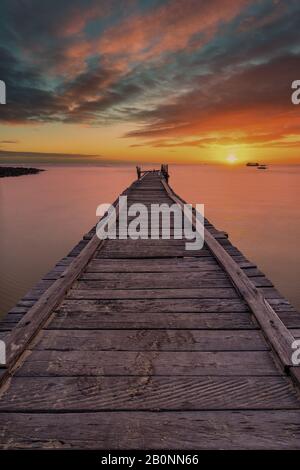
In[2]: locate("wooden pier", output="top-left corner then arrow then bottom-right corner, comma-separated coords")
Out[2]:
0,168 -> 300,449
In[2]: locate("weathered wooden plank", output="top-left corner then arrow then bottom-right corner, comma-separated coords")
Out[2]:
80,271 -> 229,282
0,376 -> 298,411
255,287 -> 283,299
67,240 -> 89,257
15,350 -> 279,377
100,239 -> 192,246
86,258 -> 221,272
33,329 -> 268,351
56,257 -> 75,266
58,297 -> 250,313
75,277 -> 232,289
1,411 -> 300,449
6,300 -> 35,315
269,298 -> 298,312
113,233 -> 189,240
0,314 -> 22,331
49,310 -> 255,330
277,312 -> 300,328
77,273 -> 270,289
291,367 -> 300,388
45,309 -> 300,330
85,258 -> 257,273
249,276 -> 273,287
43,266 -> 66,280
229,255 -> 257,266
22,281 -> 55,300
96,247 -> 213,258
66,288 -> 239,300
241,267 -> 264,276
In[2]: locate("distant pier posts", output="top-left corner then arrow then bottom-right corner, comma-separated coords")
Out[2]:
136,164 -> 169,181
0,80 -> 6,104
161,164 -> 169,182
136,166 -> 141,179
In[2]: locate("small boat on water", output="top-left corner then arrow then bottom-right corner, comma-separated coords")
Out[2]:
257,164 -> 268,170
246,162 -> 259,166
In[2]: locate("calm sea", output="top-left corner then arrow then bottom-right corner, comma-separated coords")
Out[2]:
0,163 -> 299,317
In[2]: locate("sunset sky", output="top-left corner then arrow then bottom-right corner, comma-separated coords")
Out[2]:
0,0 -> 300,164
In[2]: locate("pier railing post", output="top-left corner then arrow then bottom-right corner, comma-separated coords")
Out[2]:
160,164 -> 169,182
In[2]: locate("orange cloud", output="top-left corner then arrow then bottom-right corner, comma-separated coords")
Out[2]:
124,54 -> 300,150
97,0 -> 253,60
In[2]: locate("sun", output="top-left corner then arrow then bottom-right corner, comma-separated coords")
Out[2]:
226,154 -> 238,164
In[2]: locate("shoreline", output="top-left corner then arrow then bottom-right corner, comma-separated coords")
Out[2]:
0,166 -> 45,178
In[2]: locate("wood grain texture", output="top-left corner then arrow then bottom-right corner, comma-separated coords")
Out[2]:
58,297 -> 250,313
76,274 -> 232,289
0,376 -> 297,411
0,314 -> 22,331
33,329 -> 268,351
86,258 -> 221,272
66,287 -> 239,300
49,310 -> 256,330
0,411 -> 300,449
79,272 -> 270,288
15,350 -> 280,377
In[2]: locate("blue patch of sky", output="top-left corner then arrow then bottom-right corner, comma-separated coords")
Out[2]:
84,0 -> 165,40
177,0 -> 300,76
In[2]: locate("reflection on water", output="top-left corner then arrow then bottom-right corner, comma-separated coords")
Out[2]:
0,164 -> 299,317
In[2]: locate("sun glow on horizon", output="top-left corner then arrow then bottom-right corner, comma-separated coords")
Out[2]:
226,154 -> 238,164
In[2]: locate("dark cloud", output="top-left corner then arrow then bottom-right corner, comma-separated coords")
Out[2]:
124,54 -> 300,142
0,0 -> 300,150
0,45 -> 142,124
